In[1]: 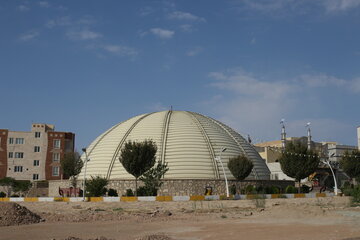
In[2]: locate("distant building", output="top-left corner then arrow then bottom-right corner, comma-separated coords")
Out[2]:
254,137 -> 322,181
0,124 -> 75,181
255,137 -> 357,183
327,143 -> 358,162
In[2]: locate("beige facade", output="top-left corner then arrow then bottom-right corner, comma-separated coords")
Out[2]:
0,124 -> 75,181
6,125 -> 51,181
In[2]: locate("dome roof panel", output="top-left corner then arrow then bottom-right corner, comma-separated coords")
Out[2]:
79,110 -> 270,180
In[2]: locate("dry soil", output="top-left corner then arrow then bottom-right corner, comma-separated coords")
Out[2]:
1,197 -> 360,240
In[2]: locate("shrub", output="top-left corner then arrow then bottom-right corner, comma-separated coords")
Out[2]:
245,185 -> 255,194
139,161 -> 168,196
278,194 -> 287,198
229,184 -> 237,195
341,185 -> 360,204
136,186 -> 157,196
85,176 -> 108,197
125,189 -> 134,197
266,186 -> 280,194
342,187 -> 353,196
264,186 -> 280,194
352,185 -> 360,204
256,185 -> 265,194
108,188 -> 118,197
285,185 -> 297,194
0,191 -> 6,197
301,185 -> 311,193
273,186 -> 280,194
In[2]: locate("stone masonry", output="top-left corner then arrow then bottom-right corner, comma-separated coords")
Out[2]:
48,179 -> 294,197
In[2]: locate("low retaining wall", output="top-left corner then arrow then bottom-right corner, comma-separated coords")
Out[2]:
0,193 -> 334,202
48,179 -> 294,197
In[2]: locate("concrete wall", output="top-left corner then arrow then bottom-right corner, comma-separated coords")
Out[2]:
49,179 -> 294,197
267,162 -> 294,181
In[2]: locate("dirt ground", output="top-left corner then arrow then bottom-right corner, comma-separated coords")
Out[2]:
1,197 -> 360,240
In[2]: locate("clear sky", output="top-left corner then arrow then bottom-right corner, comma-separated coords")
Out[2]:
1,0 -> 360,150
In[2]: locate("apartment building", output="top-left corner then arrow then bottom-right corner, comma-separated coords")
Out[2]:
0,123 -> 75,181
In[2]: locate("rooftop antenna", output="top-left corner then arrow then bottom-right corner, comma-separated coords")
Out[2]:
306,122 -> 311,151
247,134 -> 252,144
280,118 -> 286,151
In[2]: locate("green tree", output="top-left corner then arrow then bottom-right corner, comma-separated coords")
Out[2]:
119,140 -> 157,196
279,142 -> 320,193
61,151 -> 83,196
13,180 -> 32,197
85,176 -> 108,197
139,161 -> 169,196
0,177 -> 16,197
340,150 -> 360,183
227,155 -> 254,194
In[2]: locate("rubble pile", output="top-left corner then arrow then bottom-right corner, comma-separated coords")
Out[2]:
0,202 -> 42,226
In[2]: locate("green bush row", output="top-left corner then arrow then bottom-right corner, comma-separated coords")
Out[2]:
229,184 -> 309,195
341,184 -> 360,204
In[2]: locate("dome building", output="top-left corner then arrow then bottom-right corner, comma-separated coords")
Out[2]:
79,111 -> 270,181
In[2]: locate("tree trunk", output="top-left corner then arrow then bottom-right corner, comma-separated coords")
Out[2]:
298,180 -> 301,193
135,178 -> 138,196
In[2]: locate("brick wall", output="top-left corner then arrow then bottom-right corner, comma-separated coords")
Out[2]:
0,129 -> 8,179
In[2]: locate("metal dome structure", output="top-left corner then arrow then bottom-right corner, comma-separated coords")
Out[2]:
79,111 -> 270,180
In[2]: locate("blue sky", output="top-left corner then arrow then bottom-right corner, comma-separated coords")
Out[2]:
1,0 -> 360,150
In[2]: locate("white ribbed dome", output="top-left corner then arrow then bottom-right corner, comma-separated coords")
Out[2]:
79,111 -> 270,180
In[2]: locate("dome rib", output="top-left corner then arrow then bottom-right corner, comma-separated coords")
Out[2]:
186,111 -> 219,179
86,121 -> 123,157
160,110 -> 172,164
79,110 -> 270,181
209,117 -> 262,179
202,114 -> 260,179
106,112 -> 155,179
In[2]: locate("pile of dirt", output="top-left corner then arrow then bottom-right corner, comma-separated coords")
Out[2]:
63,237 -> 113,240
135,234 -> 172,240
0,202 -> 42,226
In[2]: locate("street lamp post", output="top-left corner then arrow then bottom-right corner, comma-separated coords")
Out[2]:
323,153 -> 338,196
215,147 -> 229,198
82,148 -> 89,201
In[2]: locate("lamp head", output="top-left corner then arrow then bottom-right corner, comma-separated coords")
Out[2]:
82,148 -> 87,153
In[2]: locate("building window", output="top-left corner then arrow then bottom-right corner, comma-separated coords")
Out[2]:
15,152 -> 24,158
15,138 -> 24,144
14,166 -> 23,172
35,132 -> 41,138
33,174 -> 39,180
52,166 -> 59,176
53,153 -> 60,162
34,146 -> 40,152
9,138 -> 14,144
33,160 -> 40,166
54,139 -> 61,149
8,152 -> 13,158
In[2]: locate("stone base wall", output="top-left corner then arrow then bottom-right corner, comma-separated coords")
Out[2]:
49,180 -> 75,197
48,179 -> 294,197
